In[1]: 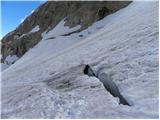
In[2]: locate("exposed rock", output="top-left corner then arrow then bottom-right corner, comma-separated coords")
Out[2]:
1,1 -> 131,62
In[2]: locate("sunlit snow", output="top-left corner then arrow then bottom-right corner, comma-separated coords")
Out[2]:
1,1 -> 158,119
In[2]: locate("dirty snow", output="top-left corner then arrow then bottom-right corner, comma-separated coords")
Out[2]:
1,1 -> 158,119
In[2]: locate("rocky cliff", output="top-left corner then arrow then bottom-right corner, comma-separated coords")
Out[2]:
1,1 -> 131,63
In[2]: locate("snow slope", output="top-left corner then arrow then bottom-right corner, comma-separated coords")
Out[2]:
1,1 -> 158,118
42,19 -> 81,39
0,55 -> 19,71
29,25 -> 40,33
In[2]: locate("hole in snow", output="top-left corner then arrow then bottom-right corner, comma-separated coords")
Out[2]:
83,64 -> 95,76
83,64 -> 131,106
79,35 -> 83,37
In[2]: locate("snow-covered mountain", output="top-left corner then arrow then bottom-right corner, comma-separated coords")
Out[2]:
1,1 -> 131,69
1,1 -> 159,119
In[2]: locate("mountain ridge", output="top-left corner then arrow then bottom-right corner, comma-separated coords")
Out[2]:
1,1 -> 131,64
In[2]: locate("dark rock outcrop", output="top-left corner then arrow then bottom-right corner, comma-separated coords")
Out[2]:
1,1 -> 131,62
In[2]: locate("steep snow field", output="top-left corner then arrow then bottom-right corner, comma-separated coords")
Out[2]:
1,1 -> 158,118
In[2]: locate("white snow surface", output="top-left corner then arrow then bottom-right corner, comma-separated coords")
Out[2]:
1,55 -> 19,71
0,63 -> 9,71
1,1 -> 158,119
4,55 -> 19,65
29,25 -> 40,33
42,19 -> 81,39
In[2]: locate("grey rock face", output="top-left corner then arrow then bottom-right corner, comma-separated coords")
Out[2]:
1,1 -> 131,62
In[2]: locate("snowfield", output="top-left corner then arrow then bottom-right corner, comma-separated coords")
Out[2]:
1,1 -> 159,118
29,25 -> 40,33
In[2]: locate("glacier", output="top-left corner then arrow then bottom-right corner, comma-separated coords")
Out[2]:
1,1 -> 159,118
